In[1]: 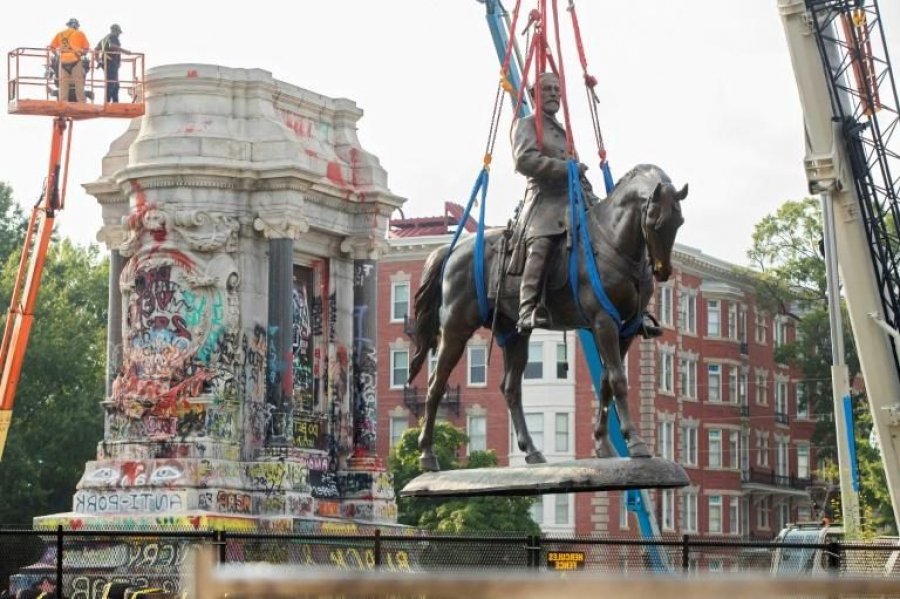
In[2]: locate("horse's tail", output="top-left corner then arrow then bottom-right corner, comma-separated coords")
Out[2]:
408,245 -> 449,383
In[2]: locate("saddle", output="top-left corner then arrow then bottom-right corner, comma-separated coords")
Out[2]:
488,232 -> 569,301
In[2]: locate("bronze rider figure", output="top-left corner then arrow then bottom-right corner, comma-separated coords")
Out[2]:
510,72 -> 662,337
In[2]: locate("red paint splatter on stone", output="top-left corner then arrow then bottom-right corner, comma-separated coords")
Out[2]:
326,162 -> 346,186
304,149 -> 318,157
187,69 -> 199,78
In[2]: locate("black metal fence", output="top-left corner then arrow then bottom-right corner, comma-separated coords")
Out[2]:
2,528 -> 900,599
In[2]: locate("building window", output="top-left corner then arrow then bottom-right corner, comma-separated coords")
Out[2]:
679,357 -> 697,399
555,413 -> 570,453
756,432 -> 770,467
738,306 -> 747,342
776,502 -> 790,531
755,374 -> 768,405
659,285 -> 674,326
708,429 -> 722,468
525,412 -> 544,451
798,505 -> 812,522
707,300 -> 720,337
662,489 -> 676,531
659,420 -> 675,461
390,415 -> 408,448
708,495 -> 723,534
755,311 -> 768,344
659,350 -> 674,393
682,491 -> 698,532
679,292 -> 697,334
530,496 -> 543,524
774,316 -> 788,348
728,304 -> 738,340
426,349 -> 438,378
729,498 -> 741,534
524,343 -> 543,380
729,430 -> 740,469
619,493 -> 630,529
555,493 -> 571,525
757,497 -> 770,529
681,424 -> 698,467
739,371 -> 748,405
776,440 -> 789,478
728,367 -> 738,404
468,345 -> 487,386
468,414 -> 487,453
707,364 -> 722,402
391,281 -> 410,322
796,381 -> 809,419
776,381 -> 788,420
797,443 -> 810,479
390,349 -> 409,388
556,342 -> 568,379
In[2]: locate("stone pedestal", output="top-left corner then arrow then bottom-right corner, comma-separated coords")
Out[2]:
37,64 -> 405,533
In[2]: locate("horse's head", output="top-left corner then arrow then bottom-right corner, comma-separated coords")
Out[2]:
643,181 -> 688,281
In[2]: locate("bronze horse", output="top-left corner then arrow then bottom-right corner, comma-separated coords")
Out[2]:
408,163 -> 687,471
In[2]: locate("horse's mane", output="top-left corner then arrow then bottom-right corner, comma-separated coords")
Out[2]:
613,163 -> 671,189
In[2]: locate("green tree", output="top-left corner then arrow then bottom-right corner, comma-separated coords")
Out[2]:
389,420 -> 540,533
748,197 -> 892,534
0,183 -> 107,524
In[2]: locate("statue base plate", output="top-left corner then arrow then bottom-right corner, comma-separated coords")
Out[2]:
400,457 -> 689,498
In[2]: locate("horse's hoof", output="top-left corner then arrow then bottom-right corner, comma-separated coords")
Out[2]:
419,454 -> 441,472
596,441 -> 614,459
525,451 -> 546,464
627,440 -> 652,458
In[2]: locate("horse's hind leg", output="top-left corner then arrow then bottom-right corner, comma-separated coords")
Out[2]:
501,329 -> 545,464
417,327 -> 472,471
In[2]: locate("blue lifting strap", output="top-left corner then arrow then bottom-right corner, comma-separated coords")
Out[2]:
441,167 -> 491,326
567,159 -> 622,328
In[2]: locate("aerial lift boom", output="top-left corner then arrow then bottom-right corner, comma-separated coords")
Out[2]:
0,117 -> 70,459
779,0 -> 900,533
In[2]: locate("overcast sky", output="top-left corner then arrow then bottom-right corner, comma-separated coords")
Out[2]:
1,1 -> 898,266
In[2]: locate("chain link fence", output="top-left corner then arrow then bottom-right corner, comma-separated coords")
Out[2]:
2,528 -> 899,598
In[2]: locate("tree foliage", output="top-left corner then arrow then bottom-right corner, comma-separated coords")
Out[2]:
0,183 -> 107,524
389,420 -> 540,533
748,197 -> 893,534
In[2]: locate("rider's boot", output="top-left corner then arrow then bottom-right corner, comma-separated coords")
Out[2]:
640,311 -> 663,339
517,237 -> 553,333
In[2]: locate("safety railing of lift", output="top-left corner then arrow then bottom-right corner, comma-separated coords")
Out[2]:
7,46 -> 144,107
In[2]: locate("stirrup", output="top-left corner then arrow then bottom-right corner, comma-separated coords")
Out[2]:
517,306 -> 550,333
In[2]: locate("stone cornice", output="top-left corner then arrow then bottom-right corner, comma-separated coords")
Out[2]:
340,235 -> 388,260
96,225 -> 128,250
254,214 -> 311,240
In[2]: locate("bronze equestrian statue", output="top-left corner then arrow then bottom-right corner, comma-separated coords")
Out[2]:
408,160 -> 688,471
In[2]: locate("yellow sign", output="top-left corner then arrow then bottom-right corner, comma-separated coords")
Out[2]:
547,551 -> 586,571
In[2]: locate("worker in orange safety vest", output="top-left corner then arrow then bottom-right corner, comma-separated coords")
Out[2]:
49,18 -> 90,103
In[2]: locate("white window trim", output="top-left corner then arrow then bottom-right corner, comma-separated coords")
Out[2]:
389,347 -> 409,389
467,344 -> 488,387
390,279 -> 410,323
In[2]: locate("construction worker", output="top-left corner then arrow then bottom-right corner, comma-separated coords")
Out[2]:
96,24 -> 128,103
49,18 -> 90,103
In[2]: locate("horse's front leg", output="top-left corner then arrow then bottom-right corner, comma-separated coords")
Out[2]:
501,331 -> 545,464
418,332 -> 469,471
591,319 -> 651,458
595,374 -> 615,458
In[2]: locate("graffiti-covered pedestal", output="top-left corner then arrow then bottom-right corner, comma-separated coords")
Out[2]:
35,64 -> 404,534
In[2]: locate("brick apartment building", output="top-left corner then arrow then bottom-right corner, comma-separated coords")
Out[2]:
376,203 -> 818,540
